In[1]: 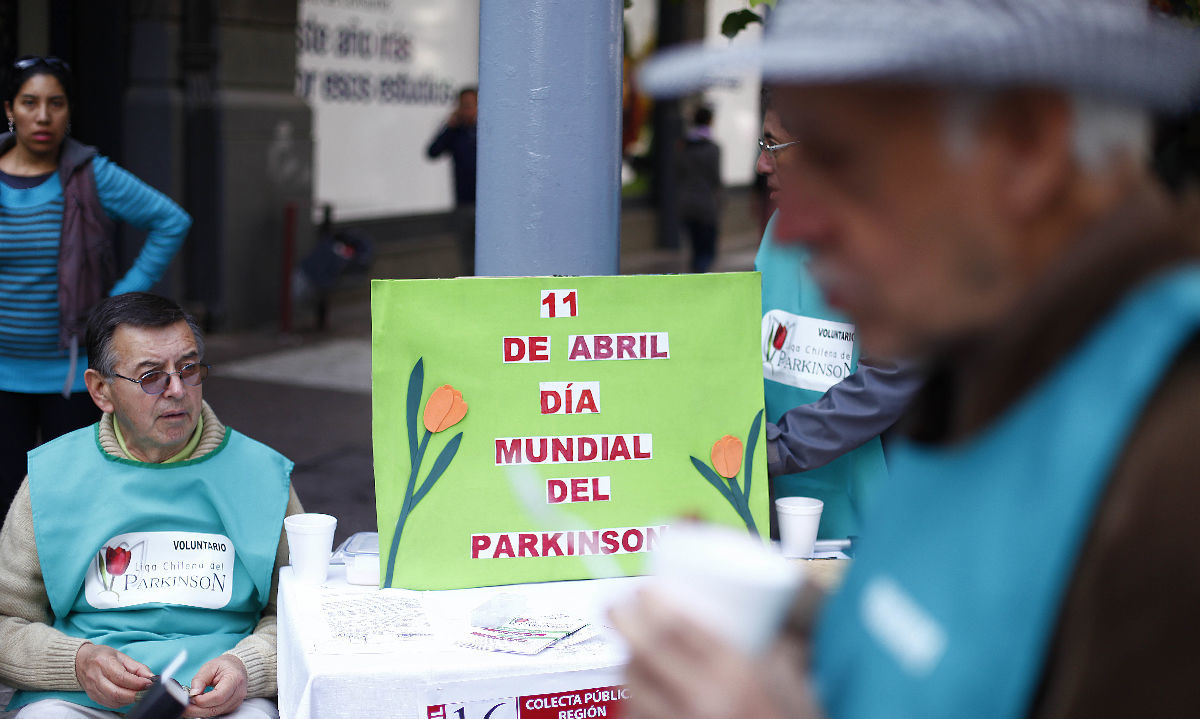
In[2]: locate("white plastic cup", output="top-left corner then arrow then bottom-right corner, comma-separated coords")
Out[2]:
646,523 -> 802,654
776,497 -> 824,558
284,513 -> 337,584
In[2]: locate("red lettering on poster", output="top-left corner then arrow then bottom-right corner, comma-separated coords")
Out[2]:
541,532 -> 564,557
471,535 -> 492,559
601,530 -> 619,554
616,335 -> 635,359
502,336 -> 550,363
594,335 -> 613,359
568,335 -> 592,360
547,479 -> 569,504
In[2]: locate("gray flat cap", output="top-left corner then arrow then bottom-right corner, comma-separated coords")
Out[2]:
641,0 -> 1200,110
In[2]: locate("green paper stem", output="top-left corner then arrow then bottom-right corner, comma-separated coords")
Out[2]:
385,428 -> 431,587
724,475 -> 753,537
728,475 -> 746,513
731,475 -> 759,536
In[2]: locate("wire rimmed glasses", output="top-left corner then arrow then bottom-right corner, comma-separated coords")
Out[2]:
758,137 -> 801,157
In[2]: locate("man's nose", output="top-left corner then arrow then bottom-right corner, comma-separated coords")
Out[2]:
755,150 -> 773,176
161,372 -> 187,397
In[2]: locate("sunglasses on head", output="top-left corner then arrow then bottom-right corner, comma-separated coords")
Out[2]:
12,56 -> 71,73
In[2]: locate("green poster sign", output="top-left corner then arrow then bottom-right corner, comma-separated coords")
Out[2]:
371,273 -> 767,589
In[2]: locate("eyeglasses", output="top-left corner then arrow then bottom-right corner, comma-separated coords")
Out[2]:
112,363 -> 210,395
758,137 -> 801,157
12,56 -> 71,73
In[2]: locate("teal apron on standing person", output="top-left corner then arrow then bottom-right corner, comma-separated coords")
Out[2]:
757,213 -> 888,538
812,267 -> 1200,718
11,425 -> 291,713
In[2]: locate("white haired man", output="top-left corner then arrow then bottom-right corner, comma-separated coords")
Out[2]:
0,292 -> 302,718
614,1 -> 1200,717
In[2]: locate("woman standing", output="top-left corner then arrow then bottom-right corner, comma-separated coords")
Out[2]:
0,56 -> 190,517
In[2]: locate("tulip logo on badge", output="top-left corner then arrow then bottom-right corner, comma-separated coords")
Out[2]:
94,541 -> 144,605
764,316 -> 792,362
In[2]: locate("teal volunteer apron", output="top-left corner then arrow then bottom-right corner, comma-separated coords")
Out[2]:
13,425 -> 292,713
813,266 -> 1200,718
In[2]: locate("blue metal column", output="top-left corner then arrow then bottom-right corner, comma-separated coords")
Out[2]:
476,1 -> 623,276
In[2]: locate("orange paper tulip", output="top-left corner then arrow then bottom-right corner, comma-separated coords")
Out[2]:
711,435 -> 743,479
423,385 -> 468,433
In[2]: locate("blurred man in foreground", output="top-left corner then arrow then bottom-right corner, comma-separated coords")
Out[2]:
0,293 -> 302,718
615,1 -> 1200,716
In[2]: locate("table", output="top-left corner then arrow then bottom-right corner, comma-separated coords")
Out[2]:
800,558 -> 851,592
277,565 -> 638,719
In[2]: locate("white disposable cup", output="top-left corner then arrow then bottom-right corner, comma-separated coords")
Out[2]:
645,523 -> 802,654
776,497 -> 824,558
284,513 -> 337,584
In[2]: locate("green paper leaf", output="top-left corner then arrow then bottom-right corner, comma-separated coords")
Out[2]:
743,409 -> 764,504
721,9 -> 763,40
413,432 -> 463,507
692,455 -> 737,506
406,358 -> 424,463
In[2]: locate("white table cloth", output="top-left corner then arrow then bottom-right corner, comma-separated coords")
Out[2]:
277,565 -> 639,719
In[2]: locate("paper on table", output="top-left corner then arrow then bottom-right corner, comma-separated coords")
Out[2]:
315,590 -> 433,652
807,550 -> 851,560
457,613 -> 589,655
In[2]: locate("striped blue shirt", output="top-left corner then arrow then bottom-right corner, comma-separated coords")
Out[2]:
0,156 -> 190,393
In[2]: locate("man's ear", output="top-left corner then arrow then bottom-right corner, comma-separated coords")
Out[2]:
986,89 -> 1074,222
84,369 -> 114,414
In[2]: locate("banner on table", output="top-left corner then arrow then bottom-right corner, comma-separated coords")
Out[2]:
372,273 -> 767,589
427,685 -> 628,719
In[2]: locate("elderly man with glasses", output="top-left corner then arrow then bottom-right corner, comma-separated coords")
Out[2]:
0,292 -> 302,719
754,96 -> 923,545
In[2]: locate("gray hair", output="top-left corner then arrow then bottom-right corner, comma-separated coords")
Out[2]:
943,89 -> 1150,172
86,292 -> 205,378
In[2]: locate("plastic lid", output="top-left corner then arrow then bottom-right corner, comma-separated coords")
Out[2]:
334,531 -> 379,559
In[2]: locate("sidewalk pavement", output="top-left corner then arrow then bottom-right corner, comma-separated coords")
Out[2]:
203,226 -> 763,547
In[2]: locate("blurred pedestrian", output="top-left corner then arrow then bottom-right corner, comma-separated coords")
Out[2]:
0,56 -> 190,519
677,104 -> 722,272
619,0 -> 1200,716
427,87 -> 478,276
